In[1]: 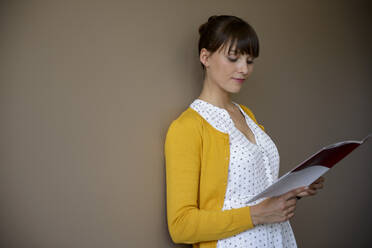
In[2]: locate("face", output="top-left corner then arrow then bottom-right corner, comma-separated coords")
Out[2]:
200,41 -> 254,93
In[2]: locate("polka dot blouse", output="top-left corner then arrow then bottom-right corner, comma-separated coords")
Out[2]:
190,99 -> 297,248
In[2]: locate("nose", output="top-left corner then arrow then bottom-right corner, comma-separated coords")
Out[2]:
238,61 -> 250,75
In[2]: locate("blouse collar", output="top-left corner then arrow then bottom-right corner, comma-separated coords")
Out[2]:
190,98 -> 246,134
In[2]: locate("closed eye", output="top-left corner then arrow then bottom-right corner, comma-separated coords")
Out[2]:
228,56 -> 254,64
228,57 -> 238,62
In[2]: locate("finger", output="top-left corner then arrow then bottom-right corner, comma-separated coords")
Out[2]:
311,177 -> 324,185
286,212 -> 295,220
307,189 -> 317,195
283,187 -> 307,200
310,183 -> 323,190
285,205 -> 296,215
284,199 -> 297,209
298,187 -> 319,197
314,177 -> 322,183
296,191 -> 310,197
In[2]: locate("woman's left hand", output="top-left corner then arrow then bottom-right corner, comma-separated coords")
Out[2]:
296,176 -> 325,198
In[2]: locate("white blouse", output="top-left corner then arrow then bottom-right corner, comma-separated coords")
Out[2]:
190,99 -> 297,248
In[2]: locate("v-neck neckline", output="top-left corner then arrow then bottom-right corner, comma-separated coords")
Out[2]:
194,99 -> 258,146
232,104 -> 258,146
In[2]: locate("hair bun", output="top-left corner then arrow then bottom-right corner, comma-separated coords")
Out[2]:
199,15 -> 219,35
198,23 -> 207,35
208,15 -> 218,22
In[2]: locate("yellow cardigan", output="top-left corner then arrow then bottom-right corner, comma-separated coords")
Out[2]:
164,103 -> 265,248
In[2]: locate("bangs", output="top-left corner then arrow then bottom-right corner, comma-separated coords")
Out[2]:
198,15 -> 260,70
218,21 -> 259,58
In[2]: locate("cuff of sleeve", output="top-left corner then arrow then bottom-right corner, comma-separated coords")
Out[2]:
233,206 -> 255,230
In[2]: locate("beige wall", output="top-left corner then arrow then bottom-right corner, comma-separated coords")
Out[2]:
1,1 -> 371,247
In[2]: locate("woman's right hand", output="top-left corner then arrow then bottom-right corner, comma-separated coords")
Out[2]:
249,187 -> 308,225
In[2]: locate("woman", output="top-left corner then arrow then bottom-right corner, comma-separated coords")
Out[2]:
164,15 -> 324,248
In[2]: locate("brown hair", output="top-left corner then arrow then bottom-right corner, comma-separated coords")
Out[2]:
198,15 -> 259,70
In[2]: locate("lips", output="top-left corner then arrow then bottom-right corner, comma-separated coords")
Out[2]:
232,78 -> 245,83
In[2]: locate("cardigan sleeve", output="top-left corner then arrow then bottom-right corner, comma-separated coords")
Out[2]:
164,117 -> 254,244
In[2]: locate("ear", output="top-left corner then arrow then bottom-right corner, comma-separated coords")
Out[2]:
200,48 -> 210,68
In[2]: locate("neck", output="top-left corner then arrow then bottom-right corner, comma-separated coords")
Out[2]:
198,76 -> 235,111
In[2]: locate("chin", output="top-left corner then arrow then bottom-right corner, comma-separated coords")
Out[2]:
229,86 -> 243,94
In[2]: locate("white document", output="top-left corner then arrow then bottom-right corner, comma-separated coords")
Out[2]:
246,133 -> 371,204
